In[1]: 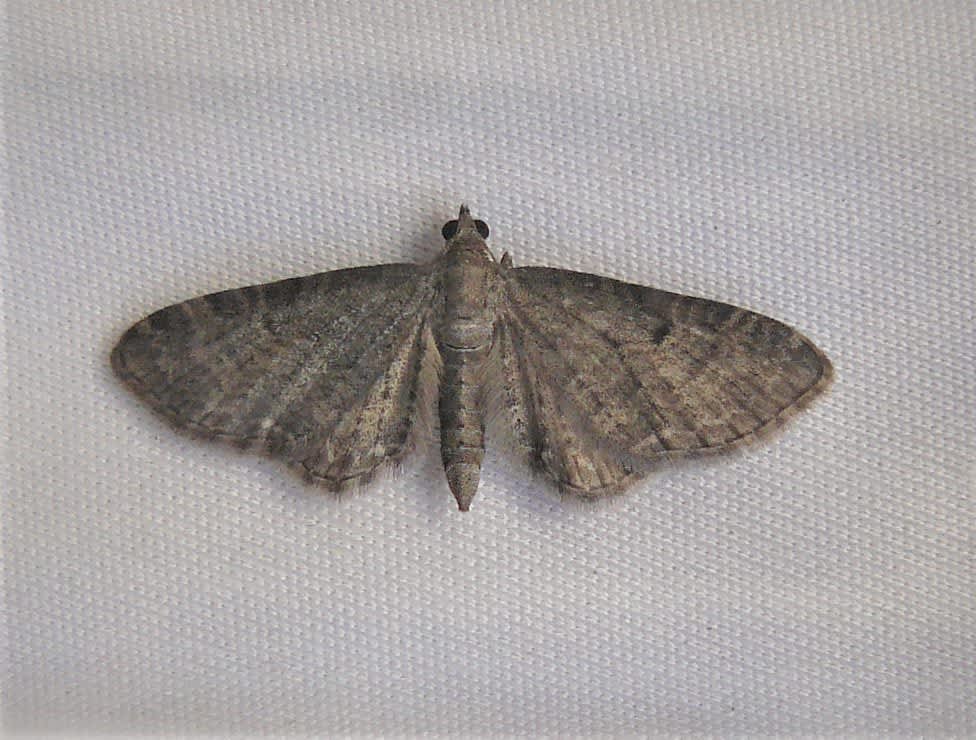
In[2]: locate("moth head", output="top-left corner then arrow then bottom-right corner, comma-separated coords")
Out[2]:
442,204 -> 490,242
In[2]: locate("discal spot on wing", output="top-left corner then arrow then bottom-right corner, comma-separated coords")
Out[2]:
112,264 -> 438,489
496,266 -> 832,496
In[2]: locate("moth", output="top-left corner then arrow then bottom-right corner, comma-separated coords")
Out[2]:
112,206 -> 832,510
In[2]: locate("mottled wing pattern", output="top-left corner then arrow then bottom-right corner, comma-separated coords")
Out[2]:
112,264 -> 438,488
497,267 -> 833,497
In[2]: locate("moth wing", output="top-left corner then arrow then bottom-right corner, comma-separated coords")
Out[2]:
112,264 -> 439,488
495,266 -> 832,497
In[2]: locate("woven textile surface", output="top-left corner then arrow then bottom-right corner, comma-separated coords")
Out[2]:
4,2 -> 974,735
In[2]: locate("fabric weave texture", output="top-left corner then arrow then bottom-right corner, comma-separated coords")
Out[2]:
4,1 -> 974,735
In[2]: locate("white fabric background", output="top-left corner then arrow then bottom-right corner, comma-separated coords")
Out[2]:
4,1 -> 974,735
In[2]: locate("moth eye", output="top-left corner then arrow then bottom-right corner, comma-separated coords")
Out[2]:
475,220 -> 490,239
441,220 -> 459,240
